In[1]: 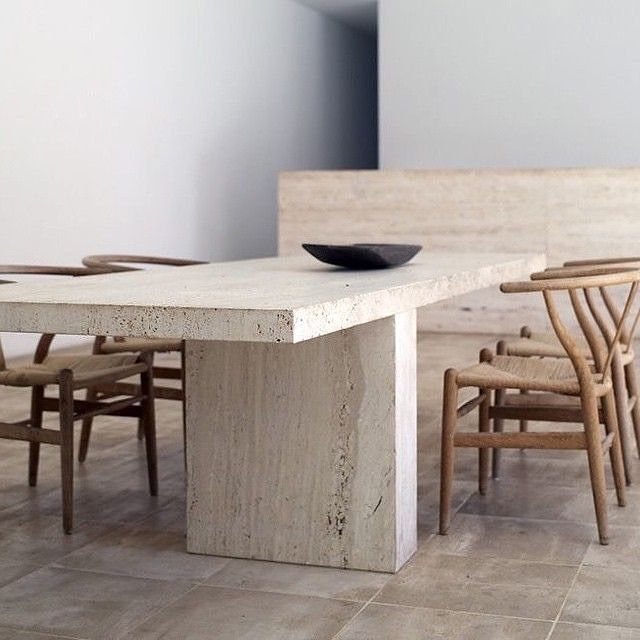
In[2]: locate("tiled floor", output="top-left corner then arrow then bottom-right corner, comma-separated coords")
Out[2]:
0,334 -> 639,638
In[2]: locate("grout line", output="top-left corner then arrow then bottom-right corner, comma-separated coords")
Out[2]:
328,580 -> 390,640
47,562 -> 389,607
117,582 -> 201,639
364,599 -> 556,624
0,562 -> 44,589
125,581 -> 383,640
544,548 -> 586,639
326,572 -> 562,640
46,562 -> 199,585
386,575 -> 570,593
190,581 -> 382,606
549,620 -> 640,633
43,553 -> 578,611
412,543 -> 582,569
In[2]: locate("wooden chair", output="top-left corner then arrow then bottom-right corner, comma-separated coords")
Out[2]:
497,260 -> 640,484
439,268 -> 640,545
78,254 -> 205,462
0,266 -> 158,533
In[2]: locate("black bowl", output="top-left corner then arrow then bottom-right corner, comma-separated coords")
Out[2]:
302,243 -> 422,270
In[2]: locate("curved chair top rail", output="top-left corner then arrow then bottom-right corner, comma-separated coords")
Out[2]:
0,266 -> 98,369
0,263 -> 98,308
501,268 -> 640,294
530,265 -> 640,281
0,265 -> 95,279
82,254 -> 206,273
565,256 -> 640,267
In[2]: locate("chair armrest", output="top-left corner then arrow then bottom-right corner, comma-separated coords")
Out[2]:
501,268 -> 640,293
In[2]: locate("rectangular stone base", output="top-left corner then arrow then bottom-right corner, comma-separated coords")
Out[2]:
185,311 -> 417,572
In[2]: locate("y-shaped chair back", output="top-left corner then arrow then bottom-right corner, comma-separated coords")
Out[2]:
503,268 -> 640,393
533,264 -> 640,365
562,258 -> 640,353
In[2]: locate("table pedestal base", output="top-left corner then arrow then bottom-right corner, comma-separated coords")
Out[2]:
185,311 -> 417,572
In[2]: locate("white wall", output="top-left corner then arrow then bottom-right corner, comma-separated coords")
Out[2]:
379,0 -> 640,168
0,0 -> 377,357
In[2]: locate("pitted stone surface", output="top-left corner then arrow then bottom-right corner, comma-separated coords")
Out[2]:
0,252 -> 545,343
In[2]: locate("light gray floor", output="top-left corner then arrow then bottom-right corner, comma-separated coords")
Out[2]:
0,335 -> 638,639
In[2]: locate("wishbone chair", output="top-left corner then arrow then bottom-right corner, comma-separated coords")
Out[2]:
440,268 -> 640,545
0,265 -> 158,533
497,259 -> 640,483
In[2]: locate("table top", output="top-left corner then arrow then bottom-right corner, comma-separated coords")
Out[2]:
0,252 -> 545,343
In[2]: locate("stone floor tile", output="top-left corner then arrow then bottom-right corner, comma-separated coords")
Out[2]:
0,561 -> 41,591
55,522 -> 229,582
0,513 -> 112,566
124,585 -> 360,640
0,567 -> 192,640
561,565 -> 640,628
461,482 -> 640,528
417,479 -> 476,533
375,552 -> 573,619
423,513 -> 593,564
583,526 -> 640,571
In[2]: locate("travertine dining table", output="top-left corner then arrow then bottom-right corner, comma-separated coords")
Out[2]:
0,251 -> 545,572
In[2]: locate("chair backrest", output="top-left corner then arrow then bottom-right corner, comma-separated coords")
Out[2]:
502,268 -> 640,389
82,254 -> 206,273
567,258 -> 640,351
544,259 -> 640,351
0,266 -> 97,370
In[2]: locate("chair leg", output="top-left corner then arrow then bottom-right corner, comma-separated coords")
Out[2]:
482,347 -> 503,479
612,356 -> 633,485
479,387 -> 491,495
28,386 -> 44,487
138,364 -> 148,440
601,389 -> 627,507
517,329 -> 531,437
624,360 -> 640,457
439,369 -> 459,535
59,371 -> 74,534
78,387 -> 97,463
492,389 -> 505,479
519,390 -> 529,437
140,359 -> 158,496
582,392 -> 610,545
180,342 -> 187,471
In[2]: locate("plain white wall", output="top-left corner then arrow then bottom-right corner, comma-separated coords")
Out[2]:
379,0 -> 640,168
0,0 -> 377,357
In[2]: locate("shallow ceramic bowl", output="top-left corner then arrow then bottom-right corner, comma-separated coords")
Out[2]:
302,243 -> 422,269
